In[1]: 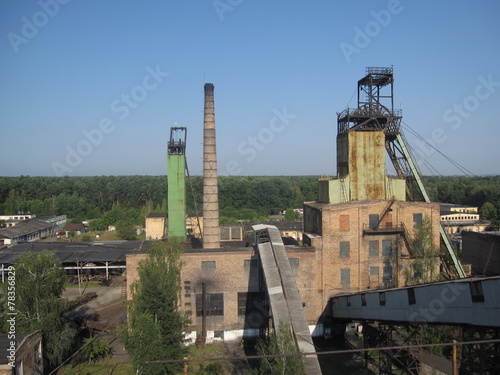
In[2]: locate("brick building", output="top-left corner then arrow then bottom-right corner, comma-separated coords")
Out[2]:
126,244 -> 322,339
0,331 -> 43,375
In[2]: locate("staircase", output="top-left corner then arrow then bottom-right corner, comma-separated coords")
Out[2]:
400,222 -> 414,257
374,198 -> 395,229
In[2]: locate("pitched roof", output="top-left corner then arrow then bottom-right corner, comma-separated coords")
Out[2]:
64,223 -> 84,231
0,218 -> 53,239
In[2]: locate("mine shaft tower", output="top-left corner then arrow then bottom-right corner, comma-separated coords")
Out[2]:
167,126 -> 187,240
337,67 -> 466,278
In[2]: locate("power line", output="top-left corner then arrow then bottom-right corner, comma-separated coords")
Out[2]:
48,280 -> 127,375
402,122 -> 476,177
144,338 -> 500,364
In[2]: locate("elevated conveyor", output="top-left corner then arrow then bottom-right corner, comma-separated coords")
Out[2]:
253,224 -> 322,375
332,276 -> 500,327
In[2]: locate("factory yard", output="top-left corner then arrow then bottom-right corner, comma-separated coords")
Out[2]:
62,276 -> 130,368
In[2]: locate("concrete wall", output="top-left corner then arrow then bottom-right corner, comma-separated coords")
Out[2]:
167,154 -> 186,239
347,132 -> 386,201
145,216 -> 165,240
462,231 -> 500,275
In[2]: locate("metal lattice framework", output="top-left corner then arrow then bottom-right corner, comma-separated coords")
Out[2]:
337,67 -> 466,278
363,323 -> 421,375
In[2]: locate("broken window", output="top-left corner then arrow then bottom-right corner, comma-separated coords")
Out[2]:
413,213 -> 423,229
382,240 -> 392,256
196,293 -> 224,316
469,281 -> 485,302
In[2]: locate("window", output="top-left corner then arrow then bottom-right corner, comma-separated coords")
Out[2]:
339,215 -> 350,231
346,296 -> 351,306
369,214 -> 379,229
231,227 -> 242,240
382,240 -> 392,256
289,258 -> 299,268
340,268 -> 350,287
413,213 -> 423,229
369,266 -> 379,276
383,266 -> 392,281
220,227 -> 230,241
407,288 -> 416,305
340,242 -> 350,258
238,292 -> 261,315
361,293 -> 366,306
196,293 -> 224,316
369,241 -> 379,257
202,261 -> 216,270
469,281 -> 485,302
379,292 -> 386,306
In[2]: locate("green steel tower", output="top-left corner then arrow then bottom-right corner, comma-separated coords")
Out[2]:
167,127 -> 187,240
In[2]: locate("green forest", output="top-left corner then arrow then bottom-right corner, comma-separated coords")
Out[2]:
0,175 -> 498,228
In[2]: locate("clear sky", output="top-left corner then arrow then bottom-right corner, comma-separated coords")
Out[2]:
1,0 -> 499,177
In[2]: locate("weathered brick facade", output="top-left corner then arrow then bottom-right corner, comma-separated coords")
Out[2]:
126,246 -> 321,335
304,199 -> 441,312
127,198 -> 440,337
0,331 -> 43,375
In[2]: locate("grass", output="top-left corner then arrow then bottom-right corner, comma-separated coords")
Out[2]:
187,342 -> 231,373
61,363 -> 133,375
59,230 -> 145,242
59,231 -> 122,242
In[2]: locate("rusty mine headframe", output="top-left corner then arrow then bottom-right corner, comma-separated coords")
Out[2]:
338,66 -> 466,278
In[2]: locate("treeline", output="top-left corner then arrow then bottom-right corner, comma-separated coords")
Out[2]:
0,175 -> 498,226
0,175 -> 318,225
424,175 -> 500,224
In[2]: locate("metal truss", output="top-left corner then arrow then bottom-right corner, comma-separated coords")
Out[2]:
460,326 -> 500,375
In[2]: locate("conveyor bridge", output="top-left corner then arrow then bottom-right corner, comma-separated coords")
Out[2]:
332,276 -> 500,327
253,224 -> 322,375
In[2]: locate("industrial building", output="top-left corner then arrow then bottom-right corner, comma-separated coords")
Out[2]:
461,230 -> 500,275
440,203 -> 491,235
128,68 -> 456,343
0,67 -> 497,373
0,215 -> 66,245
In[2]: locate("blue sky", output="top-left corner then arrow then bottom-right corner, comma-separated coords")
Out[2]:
1,0 -> 499,177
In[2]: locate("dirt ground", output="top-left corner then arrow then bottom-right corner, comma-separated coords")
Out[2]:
63,276 -> 130,364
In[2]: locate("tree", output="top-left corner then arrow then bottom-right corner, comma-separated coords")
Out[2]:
284,208 -> 297,221
119,241 -> 189,374
80,336 -> 111,363
480,201 -> 497,221
404,216 -> 440,285
255,322 -> 306,375
12,250 -> 75,366
116,218 -> 137,240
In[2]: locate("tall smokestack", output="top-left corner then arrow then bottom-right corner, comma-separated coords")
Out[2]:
202,83 -> 220,248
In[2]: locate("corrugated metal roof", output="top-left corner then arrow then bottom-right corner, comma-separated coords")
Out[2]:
0,240 -> 148,265
0,218 -> 53,238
